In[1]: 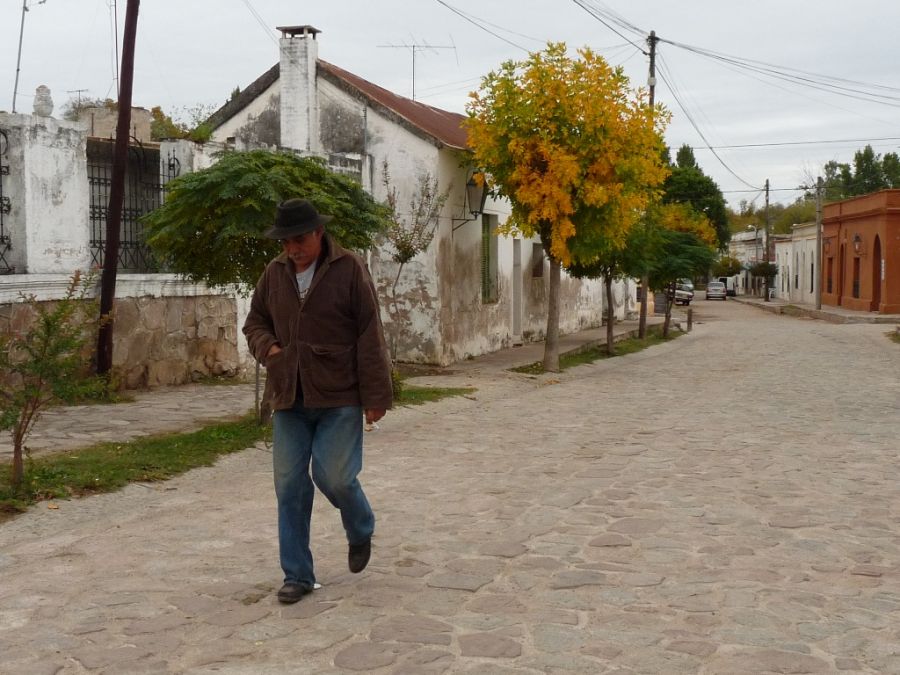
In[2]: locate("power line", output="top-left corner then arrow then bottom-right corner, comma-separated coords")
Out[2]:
237,0 -> 277,45
655,57 -> 760,190
433,0 -> 529,52
569,0 -> 646,55
698,136 -> 900,150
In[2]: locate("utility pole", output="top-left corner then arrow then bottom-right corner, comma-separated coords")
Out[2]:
815,176 -> 823,309
763,178 -> 771,302
12,0 -> 47,113
638,30 -> 658,339
96,0 -> 139,376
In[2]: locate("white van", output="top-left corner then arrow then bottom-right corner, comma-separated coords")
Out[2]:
717,276 -> 738,297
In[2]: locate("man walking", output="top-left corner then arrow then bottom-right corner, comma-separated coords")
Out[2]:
244,198 -> 392,604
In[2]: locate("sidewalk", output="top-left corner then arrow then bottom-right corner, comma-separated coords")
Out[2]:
731,293 -> 900,324
0,314 -> 670,460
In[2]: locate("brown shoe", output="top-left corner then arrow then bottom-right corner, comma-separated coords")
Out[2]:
348,539 -> 371,573
277,582 -> 313,604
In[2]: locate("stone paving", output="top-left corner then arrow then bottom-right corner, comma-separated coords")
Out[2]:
1,301 -> 899,673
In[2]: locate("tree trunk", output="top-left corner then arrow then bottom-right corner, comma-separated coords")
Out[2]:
96,0 -> 140,375
663,283 -> 673,338
542,256 -> 561,372
638,273 -> 649,338
605,275 -> 615,355
11,423 -> 24,493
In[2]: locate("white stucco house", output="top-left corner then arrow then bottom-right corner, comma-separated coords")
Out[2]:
727,228 -> 767,296
773,222 -> 817,303
205,25 -> 616,366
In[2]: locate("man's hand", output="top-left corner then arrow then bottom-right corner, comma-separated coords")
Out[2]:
266,344 -> 283,358
365,408 -> 386,425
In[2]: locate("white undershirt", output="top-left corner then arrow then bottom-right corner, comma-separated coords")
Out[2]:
295,262 -> 316,301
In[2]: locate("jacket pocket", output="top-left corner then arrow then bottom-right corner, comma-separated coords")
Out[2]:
302,343 -> 358,394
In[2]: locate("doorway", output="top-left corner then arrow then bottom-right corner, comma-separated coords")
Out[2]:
872,235 -> 882,311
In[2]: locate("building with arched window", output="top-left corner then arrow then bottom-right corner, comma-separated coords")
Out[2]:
822,189 -> 900,313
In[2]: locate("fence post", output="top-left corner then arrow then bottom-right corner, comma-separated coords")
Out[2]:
687,308 -> 693,332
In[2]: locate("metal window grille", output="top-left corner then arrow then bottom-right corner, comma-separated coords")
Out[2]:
0,129 -> 12,274
87,139 -> 179,272
481,214 -> 498,303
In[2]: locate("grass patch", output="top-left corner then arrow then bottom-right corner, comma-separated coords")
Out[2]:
511,328 -> 680,375
0,383 -> 475,521
396,384 -> 476,405
0,415 -> 266,521
889,330 -> 900,345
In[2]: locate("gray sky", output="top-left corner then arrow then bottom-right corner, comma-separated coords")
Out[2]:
4,0 -> 900,209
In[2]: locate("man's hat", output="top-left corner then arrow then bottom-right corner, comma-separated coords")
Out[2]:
265,199 -> 332,239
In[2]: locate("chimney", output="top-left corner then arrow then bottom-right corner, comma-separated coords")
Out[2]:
278,25 -> 321,153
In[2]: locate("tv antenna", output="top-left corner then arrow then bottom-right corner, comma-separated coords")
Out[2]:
377,41 -> 455,101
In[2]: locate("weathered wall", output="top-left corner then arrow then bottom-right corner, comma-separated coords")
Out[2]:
0,275 -> 241,390
76,106 -> 153,143
0,112 -> 92,274
209,80 -> 281,147
775,223 -> 817,304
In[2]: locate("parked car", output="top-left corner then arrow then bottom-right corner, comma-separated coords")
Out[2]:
717,276 -> 737,296
706,281 -> 727,300
671,278 -> 693,305
670,285 -> 693,306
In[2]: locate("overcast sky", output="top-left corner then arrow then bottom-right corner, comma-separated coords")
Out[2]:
4,0 -> 900,209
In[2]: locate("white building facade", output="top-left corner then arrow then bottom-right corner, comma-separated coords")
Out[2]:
208,25 -> 616,366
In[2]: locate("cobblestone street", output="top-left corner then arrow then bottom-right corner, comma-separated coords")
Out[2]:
1,300 -> 899,674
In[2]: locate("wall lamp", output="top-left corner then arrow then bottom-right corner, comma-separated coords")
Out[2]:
452,173 -> 489,230
852,233 -> 863,255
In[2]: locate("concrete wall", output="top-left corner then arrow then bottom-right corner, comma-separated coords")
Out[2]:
0,111 -> 252,387
76,106 -> 153,143
1,113 -> 92,274
0,274 -> 241,389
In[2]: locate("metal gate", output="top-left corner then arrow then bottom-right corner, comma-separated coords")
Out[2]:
0,129 -> 11,274
87,139 -> 180,272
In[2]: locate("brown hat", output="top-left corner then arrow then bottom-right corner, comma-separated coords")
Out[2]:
265,199 -> 333,239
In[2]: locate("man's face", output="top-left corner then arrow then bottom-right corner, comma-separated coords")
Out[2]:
282,227 -> 324,271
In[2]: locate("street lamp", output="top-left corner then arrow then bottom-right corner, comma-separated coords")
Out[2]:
746,224 -> 761,261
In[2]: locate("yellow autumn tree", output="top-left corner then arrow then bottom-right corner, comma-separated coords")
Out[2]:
465,43 -> 669,371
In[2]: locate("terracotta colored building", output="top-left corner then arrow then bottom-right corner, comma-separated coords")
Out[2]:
822,189 -> 900,313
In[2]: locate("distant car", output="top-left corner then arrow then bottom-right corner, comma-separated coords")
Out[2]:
670,286 -> 693,306
706,281 -> 727,300
677,278 -> 694,293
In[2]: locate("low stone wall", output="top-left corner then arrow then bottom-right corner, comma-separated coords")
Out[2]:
111,295 -> 240,388
0,275 -> 246,391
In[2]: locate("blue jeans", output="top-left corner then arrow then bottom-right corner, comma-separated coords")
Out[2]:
272,402 -> 374,585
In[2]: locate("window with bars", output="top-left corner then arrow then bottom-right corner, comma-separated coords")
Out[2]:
481,214 -> 498,303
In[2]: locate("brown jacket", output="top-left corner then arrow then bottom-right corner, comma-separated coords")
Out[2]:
243,234 -> 392,412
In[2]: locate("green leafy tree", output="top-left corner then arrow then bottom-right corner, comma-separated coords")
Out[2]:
649,228 -> 715,337
770,197 -> 815,234
142,150 -> 391,421
663,144 -> 729,249
466,43 -> 669,371
819,145 -> 900,201
150,104 -> 216,142
1,272 -> 104,493
646,203 -> 716,336
711,255 -> 743,278
61,96 -> 117,122
143,150 -> 390,291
